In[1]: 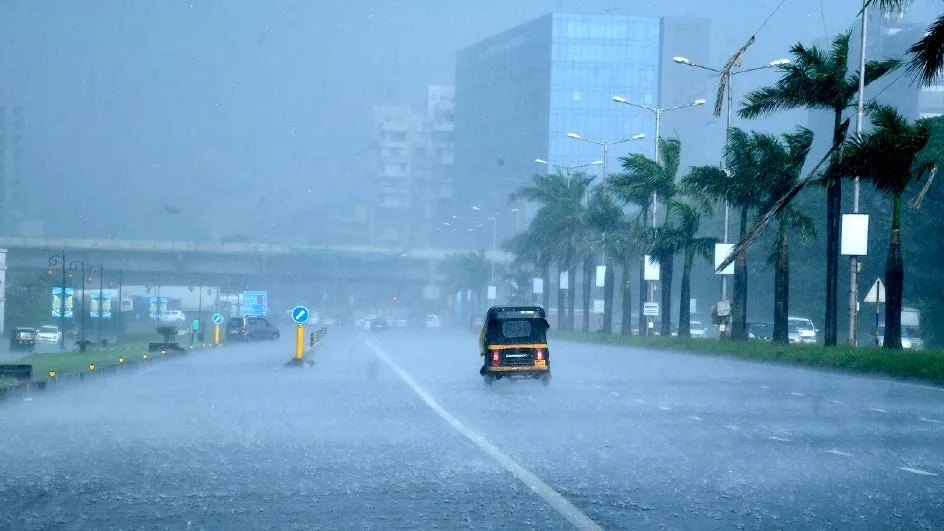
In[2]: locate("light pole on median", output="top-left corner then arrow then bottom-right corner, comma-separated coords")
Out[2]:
47,252 -> 67,351
87,264 -> 104,343
610,95 -> 707,333
565,132 -> 647,203
670,56 -> 790,302
68,260 -> 86,345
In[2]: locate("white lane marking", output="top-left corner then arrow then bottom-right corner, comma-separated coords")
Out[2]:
825,449 -> 852,456
609,391 -> 620,397
688,415 -> 703,421
657,406 -> 672,411
920,417 -> 943,424
760,385 -> 771,390
831,400 -> 844,405
870,408 -> 889,413
724,425 -> 740,431
899,467 -> 937,476
364,339 -> 602,531
790,392 -> 805,397
634,398 -> 647,405
768,436 -> 791,442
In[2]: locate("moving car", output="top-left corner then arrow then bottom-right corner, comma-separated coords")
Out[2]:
37,325 -> 61,344
159,310 -> 187,323
10,327 -> 36,353
369,318 -> 389,331
426,314 -> 440,328
226,316 -> 280,341
479,305 -> 551,387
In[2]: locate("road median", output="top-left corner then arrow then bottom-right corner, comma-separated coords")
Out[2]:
555,331 -> 944,386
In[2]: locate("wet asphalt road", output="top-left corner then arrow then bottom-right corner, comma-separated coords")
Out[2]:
1,327 -> 943,530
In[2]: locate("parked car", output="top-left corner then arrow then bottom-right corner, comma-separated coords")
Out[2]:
369,318 -> 389,332
788,316 -> 818,344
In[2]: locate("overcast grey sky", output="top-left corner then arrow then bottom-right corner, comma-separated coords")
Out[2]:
0,0 -> 937,241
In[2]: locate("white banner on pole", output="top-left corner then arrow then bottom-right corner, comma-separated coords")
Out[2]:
559,271 -> 569,290
643,255 -> 660,281
595,266 -> 606,287
714,244 -> 735,275
532,277 -> 544,295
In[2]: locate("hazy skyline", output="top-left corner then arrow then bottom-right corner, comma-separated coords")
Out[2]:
1,0 -> 937,242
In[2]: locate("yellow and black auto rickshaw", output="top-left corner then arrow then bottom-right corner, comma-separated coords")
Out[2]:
10,327 -> 37,353
479,305 -> 551,387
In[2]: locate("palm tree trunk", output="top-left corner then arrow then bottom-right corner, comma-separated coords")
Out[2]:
773,222 -> 790,343
556,262 -> 566,330
732,207 -> 750,340
620,254 -> 633,336
567,261 -> 577,331
582,255 -> 593,333
824,110 -> 844,347
603,256 -> 615,334
678,249 -> 694,338
542,262 -> 551,310
638,257 -> 647,336
884,193 -> 904,350
660,252 -> 674,336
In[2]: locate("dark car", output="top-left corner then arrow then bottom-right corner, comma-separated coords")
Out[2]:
226,316 -> 280,341
9,327 -> 36,352
369,318 -> 389,331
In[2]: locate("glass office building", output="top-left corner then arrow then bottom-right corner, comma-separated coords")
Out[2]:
453,13 -> 709,242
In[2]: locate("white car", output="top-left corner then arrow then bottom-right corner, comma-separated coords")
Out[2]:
426,315 -> 441,328
159,310 -> 187,323
37,325 -> 61,344
788,316 -> 818,344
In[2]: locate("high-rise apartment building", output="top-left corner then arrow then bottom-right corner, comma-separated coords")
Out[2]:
0,105 -> 23,235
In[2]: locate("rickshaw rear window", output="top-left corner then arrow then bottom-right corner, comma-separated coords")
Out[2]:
502,320 -> 531,338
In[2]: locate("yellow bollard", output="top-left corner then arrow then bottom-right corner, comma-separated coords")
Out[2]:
48,370 -> 56,378
119,357 -> 125,364
295,324 -> 304,360
214,324 -> 220,345
88,363 -> 96,372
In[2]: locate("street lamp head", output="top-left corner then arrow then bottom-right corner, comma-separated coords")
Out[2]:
611,96 -> 629,104
534,158 -> 548,164
471,206 -> 480,211
768,58 -> 790,67
631,133 -> 647,140
566,133 -> 582,139
673,56 -> 693,65
591,160 -> 604,165
693,99 -> 707,106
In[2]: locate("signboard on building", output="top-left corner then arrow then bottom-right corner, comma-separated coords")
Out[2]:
240,291 -> 269,316
51,287 -> 74,319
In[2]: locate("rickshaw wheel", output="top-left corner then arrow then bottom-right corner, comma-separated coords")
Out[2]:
483,374 -> 495,387
541,373 -> 551,387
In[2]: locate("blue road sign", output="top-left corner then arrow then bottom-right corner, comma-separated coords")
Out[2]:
291,306 -> 310,324
240,290 -> 269,316
211,313 -> 224,325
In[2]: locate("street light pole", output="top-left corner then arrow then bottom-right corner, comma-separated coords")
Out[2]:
47,252 -> 67,351
87,264 -> 104,343
69,260 -> 86,345
850,1 -> 869,346
489,216 -> 497,284
611,96 -> 707,332
671,56 -> 790,303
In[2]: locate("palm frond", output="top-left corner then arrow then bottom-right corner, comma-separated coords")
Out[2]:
714,36 -> 756,117
908,14 -> 944,85
716,119 -> 849,272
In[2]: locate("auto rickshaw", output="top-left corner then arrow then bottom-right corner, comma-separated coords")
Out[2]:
478,305 -> 551,387
10,327 -> 37,353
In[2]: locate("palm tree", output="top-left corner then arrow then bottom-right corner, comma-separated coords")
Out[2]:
608,137 -> 682,337
666,200 -> 717,338
645,221 -> 680,337
510,170 -> 592,330
739,31 -> 900,346
751,127 -> 818,343
585,185 -> 627,334
442,251 -> 491,316
872,0 -> 944,84
683,128 -> 765,340
831,105 -> 934,349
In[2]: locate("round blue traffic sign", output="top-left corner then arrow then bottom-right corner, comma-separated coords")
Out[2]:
291,305 -> 310,324
211,313 -> 224,325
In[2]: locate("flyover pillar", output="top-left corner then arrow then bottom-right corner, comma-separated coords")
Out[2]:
0,248 -> 6,335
